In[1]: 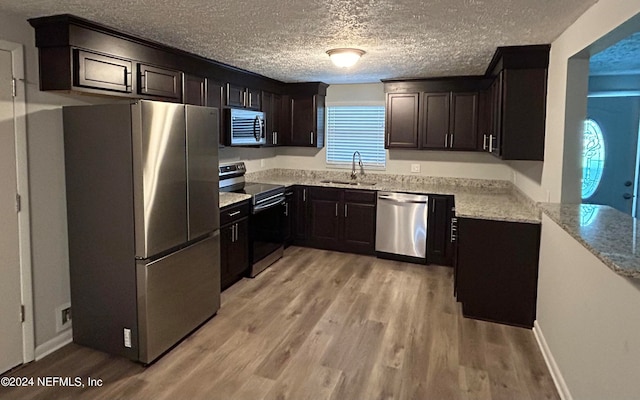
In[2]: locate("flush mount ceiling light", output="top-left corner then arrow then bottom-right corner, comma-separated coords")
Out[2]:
326,48 -> 366,68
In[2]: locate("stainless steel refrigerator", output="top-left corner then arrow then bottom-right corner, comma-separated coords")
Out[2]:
63,100 -> 220,363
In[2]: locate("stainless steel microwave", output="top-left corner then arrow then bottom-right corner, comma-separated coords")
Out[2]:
226,108 -> 266,146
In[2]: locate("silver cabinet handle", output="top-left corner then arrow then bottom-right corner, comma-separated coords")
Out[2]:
274,131 -> 278,145
235,223 -> 239,241
444,133 -> 448,148
488,134 -> 494,153
284,202 -> 289,216
483,134 -> 488,150
303,188 -> 306,202
228,210 -> 240,217
344,204 -> 348,218
231,224 -> 236,243
248,92 -> 252,108
450,217 -> 458,242
335,203 -> 338,217
310,131 -> 314,145
450,134 -> 454,148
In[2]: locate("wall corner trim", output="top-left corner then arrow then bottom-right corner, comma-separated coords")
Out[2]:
533,320 -> 572,400
34,329 -> 72,361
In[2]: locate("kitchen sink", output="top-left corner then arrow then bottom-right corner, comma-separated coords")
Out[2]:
320,179 -> 377,186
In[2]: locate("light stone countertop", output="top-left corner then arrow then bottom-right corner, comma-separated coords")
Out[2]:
540,203 -> 640,279
243,169 -> 541,224
219,192 -> 251,209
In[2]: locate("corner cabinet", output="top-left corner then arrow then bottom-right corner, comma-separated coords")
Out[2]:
426,195 -> 455,266
281,82 -> 328,148
454,217 -> 541,328
481,45 -> 550,160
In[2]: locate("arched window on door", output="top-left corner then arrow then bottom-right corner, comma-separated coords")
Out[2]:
582,119 -> 606,200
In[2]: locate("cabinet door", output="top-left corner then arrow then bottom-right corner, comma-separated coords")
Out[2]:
456,218 -> 540,328
450,92 -> 479,150
206,80 -> 225,146
226,83 -> 245,107
426,195 -> 454,266
247,88 -> 261,110
488,73 -> 503,156
74,49 -> 133,93
478,89 -> 492,151
138,64 -> 181,100
293,186 -> 308,244
228,218 -> 249,278
421,92 -> 450,149
386,93 -> 419,149
262,92 -> 282,146
308,187 -> 341,249
184,74 -> 206,106
343,202 -> 376,255
289,95 -> 316,147
283,191 -> 295,247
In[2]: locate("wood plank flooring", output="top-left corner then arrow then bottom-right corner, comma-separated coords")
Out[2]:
0,246 -> 560,400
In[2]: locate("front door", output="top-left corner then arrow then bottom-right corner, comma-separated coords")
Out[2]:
0,48 -> 23,374
584,97 -> 640,215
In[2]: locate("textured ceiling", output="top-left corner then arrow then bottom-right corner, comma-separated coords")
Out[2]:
590,32 -> 640,76
0,0 -> 598,84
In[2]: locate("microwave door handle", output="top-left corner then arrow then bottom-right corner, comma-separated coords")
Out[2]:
259,116 -> 265,138
253,116 -> 260,142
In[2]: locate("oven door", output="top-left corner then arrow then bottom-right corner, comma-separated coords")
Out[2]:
250,197 -> 285,276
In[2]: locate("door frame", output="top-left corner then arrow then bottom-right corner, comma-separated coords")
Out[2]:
0,40 -> 35,364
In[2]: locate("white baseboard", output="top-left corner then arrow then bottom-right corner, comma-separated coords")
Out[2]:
533,321 -> 572,400
34,329 -> 73,361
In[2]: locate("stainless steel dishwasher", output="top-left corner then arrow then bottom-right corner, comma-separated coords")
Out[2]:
375,191 -> 429,263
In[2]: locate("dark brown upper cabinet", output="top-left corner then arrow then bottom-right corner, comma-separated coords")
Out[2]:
281,82 -> 328,148
28,15 -> 289,106
183,74 -> 207,106
262,91 -> 282,146
74,49 -> 133,93
481,45 -> 550,161
138,64 -> 182,100
385,79 -> 484,151
226,83 -> 261,110
385,93 -> 420,149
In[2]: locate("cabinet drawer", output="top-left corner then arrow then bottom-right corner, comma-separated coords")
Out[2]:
74,49 -> 133,93
344,189 -> 376,204
309,187 -> 341,201
220,201 -> 250,226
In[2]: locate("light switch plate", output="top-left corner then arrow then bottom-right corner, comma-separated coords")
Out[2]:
411,163 -> 421,173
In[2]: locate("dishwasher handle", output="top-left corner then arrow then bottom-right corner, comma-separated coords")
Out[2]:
378,194 -> 429,204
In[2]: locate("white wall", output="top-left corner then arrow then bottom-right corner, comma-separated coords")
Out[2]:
0,12 -> 122,350
537,214 -> 640,399
273,83 -> 513,180
511,0 -> 640,202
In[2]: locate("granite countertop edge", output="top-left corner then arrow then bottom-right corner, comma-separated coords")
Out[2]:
539,203 -> 640,280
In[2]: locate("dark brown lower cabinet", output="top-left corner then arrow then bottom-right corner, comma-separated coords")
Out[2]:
455,217 -> 540,328
426,195 -> 455,266
308,187 -> 376,255
292,186 -> 309,246
220,202 -> 250,290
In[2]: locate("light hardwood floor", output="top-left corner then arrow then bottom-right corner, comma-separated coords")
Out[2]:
1,246 -> 560,400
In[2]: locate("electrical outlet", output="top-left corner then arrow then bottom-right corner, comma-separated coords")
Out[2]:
411,163 -> 421,173
55,303 -> 72,332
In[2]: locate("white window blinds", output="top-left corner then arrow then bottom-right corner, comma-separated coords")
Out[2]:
326,106 -> 386,169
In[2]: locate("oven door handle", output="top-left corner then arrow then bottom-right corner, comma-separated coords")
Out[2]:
253,196 -> 285,213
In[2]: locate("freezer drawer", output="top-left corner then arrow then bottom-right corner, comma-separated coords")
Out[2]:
136,232 -> 220,363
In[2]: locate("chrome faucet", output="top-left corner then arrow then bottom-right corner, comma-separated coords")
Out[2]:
351,151 -> 365,180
